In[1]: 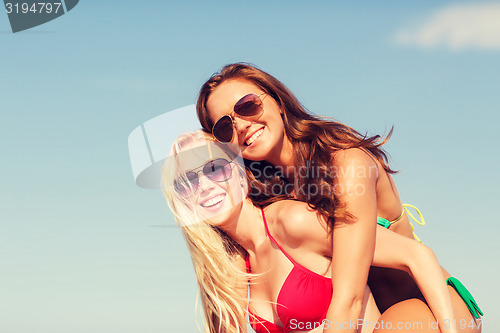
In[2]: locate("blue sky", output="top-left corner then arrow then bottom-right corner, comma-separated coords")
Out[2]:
1,1 -> 499,332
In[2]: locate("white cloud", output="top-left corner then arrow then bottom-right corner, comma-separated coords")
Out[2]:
394,3 -> 500,50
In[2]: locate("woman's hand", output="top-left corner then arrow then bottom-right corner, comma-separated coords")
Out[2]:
372,226 -> 459,333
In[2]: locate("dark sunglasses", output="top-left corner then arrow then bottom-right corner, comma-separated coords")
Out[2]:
174,158 -> 233,197
212,93 -> 266,143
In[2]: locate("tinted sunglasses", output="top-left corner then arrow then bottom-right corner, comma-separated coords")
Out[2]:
174,158 -> 233,197
212,93 -> 266,143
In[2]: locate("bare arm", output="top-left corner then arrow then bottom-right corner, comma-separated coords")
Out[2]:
325,148 -> 379,333
372,226 -> 458,333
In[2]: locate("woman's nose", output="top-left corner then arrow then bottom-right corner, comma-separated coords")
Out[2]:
197,173 -> 216,194
233,116 -> 252,134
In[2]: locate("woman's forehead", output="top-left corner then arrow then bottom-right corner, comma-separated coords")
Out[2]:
207,79 -> 263,116
177,145 -> 217,171
167,141 -> 241,172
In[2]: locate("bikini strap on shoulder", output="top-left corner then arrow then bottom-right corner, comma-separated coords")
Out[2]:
260,208 -> 299,266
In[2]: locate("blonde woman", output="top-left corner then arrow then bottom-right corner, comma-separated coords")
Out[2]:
163,130 -> 461,333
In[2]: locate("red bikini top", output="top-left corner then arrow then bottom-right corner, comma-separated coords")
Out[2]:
246,209 -> 333,333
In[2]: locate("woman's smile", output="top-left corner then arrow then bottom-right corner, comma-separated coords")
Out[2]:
199,193 -> 226,211
244,126 -> 265,147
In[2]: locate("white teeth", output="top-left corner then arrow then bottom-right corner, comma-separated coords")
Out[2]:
246,128 -> 264,146
201,194 -> 225,207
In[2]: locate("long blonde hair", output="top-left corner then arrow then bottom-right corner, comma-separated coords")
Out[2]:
162,130 -> 255,333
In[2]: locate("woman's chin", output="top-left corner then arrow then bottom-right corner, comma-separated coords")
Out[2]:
198,201 -> 243,227
242,142 -> 273,161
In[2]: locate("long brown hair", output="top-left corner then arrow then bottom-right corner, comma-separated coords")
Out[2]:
197,63 -> 396,230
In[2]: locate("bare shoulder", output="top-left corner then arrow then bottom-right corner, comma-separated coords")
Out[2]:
266,200 -> 330,253
332,148 -> 378,166
331,148 -> 379,180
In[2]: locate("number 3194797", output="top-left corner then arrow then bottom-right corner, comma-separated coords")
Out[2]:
5,2 -> 62,14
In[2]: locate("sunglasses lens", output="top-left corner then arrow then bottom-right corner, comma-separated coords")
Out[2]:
213,116 -> 234,142
174,171 -> 199,196
204,159 -> 232,182
234,94 -> 262,117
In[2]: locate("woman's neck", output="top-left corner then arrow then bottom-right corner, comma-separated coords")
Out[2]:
218,199 -> 268,255
266,134 -> 296,182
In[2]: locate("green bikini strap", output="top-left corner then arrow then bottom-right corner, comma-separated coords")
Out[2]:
376,204 -> 426,243
446,277 -> 484,319
376,216 -> 392,228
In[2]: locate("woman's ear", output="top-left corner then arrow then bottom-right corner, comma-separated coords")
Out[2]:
236,167 -> 248,194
